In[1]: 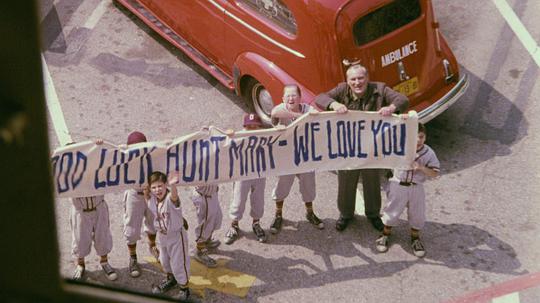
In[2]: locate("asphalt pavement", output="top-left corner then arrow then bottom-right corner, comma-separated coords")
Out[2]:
41,0 -> 540,302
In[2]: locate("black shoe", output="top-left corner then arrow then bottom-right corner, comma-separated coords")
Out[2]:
335,216 -> 351,231
128,256 -> 141,278
252,222 -> 267,243
100,262 -> 118,281
270,215 -> 283,234
369,217 -> 384,231
176,286 -> 190,301
306,212 -> 325,229
152,276 -> 177,294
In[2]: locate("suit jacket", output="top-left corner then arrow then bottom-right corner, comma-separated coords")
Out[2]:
315,82 -> 409,113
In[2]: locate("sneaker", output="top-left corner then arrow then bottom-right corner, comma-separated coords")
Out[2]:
194,249 -> 217,268
411,238 -> 426,258
375,234 -> 389,253
128,256 -> 141,278
152,276 -> 177,294
269,215 -> 283,234
306,212 -> 324,229
206,238 -> 221,249
72,265 -> 85,281
252,222 -> 267,243
100,262 -> 118,281
149,245 -> 160,260
175,286 -> 191,301
224,225 -> 240,245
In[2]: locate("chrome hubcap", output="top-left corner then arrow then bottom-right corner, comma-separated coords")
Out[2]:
251,83 -> 273,124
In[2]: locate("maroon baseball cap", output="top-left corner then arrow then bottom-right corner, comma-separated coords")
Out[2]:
243,113 -> 262,127
127,131 -> 147,145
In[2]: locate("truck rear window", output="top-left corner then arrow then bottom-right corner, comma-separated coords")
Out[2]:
353,0 -> 421,46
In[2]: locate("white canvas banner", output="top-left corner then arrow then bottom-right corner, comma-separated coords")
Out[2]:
51,111 -> 418,198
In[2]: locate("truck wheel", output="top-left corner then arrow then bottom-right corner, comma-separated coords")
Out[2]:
244,78 -> 274,125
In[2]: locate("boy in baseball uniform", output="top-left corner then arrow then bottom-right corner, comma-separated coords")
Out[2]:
376,123 -> 440,257
192,183 -> 222,267
269,84 -> 324,234
145,171 -> 190,300
122,131 -> 158,278
224,113 -> 267,245
70,139 -> 117,281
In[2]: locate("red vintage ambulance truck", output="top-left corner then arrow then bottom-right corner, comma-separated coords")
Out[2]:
116,0 -> 468,124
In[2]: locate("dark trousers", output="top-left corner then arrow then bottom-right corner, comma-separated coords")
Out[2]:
337,169 -> 381,219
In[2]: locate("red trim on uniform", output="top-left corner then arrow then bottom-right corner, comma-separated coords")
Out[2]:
180,229 -> 189,283
196,196 -> 209,243
442,272 -> 540,303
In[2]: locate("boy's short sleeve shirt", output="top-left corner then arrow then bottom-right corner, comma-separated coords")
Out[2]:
394,144 -> 440,184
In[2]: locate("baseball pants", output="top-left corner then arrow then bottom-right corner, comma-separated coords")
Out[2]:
158,229 -> 190,285
229,178 -> 266,221
123,190 -> 156,245
70,201 -> 113,258
272,172 -> 316,202
192,193 -> 223,243
382,181 -> 426,230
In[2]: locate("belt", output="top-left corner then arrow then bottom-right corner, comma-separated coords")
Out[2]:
399,181 -> 417,186
82,207 -> 96,212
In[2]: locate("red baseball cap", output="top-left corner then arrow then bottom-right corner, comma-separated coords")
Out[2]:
243,113 -> 262,127
127,131 -> 147,145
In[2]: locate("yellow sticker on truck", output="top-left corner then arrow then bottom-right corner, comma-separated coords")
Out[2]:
393,76 -> 419,96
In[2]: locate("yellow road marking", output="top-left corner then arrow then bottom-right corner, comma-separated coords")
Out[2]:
144,256 -> 256,298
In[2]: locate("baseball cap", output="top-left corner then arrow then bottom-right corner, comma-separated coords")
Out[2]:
243,113 -> 262,127
127,131 -> 147,145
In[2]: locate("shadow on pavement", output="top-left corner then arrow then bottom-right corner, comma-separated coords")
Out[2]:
215,218 -> 524,298
426,64 -> 534,174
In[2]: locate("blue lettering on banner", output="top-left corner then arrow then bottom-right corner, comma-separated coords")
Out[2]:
371,120 -> 407,157
96,147 -> 154,189
245,136 -> 258,174
310,122 -> 322,161
229,139 -> 245,178
71,151 -> 87,189
94,149 -> 107,189
371,120 -> 383,157
393,124 -> 406,155
124,149 -> 140,185
327,120 -> 368,159
199,139 -> 211,182
139,147 -> 155,185
256,137 -> 267,177
267,136 -> 276,170
166,144 -> 180,176
182,140 -> 197,182
58,152 -> 73,193
106,150 -> 121,186
210,136 -> 225,180
381,122 -> 392,156
336,121 -> 348,158
356,120 -> 368,158
326,120 -> 337,159
293,124 -> 310,166
229,136 -> 277,178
